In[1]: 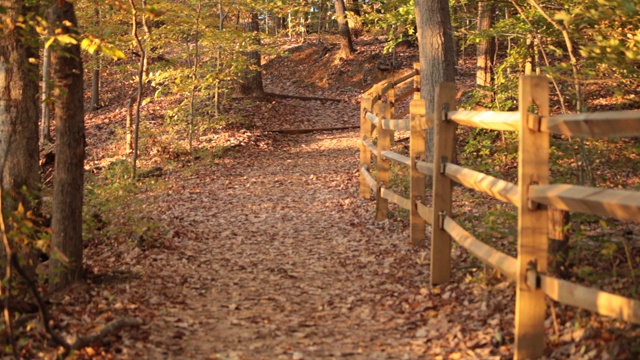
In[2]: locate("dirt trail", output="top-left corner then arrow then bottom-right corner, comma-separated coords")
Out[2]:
131,127 -> 441,359
82,43 -> 516,359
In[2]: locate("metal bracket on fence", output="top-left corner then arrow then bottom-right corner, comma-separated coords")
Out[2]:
440,156 -> 448,174
414,196 -> 422,211
527,181 -> 540,210
527,114 -> 542,132
525,260 -> 541,290
442,103 -> 450,122
438,211 -> 446,230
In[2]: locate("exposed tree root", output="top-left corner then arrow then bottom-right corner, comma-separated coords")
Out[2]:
65,317 -> 143,354
265,92 -> 344,102
11,250 -> 142,358
266,125 -> 359,134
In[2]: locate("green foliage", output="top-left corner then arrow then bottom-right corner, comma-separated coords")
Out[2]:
452,0 -> 640,111
570,0 -> 640,80
83,160 -> 160,241
457,128 -> 518,178
80,36 -> 126,59
361,0 -> 416,52
140,0 -> 278,151
2,197 -> 51,275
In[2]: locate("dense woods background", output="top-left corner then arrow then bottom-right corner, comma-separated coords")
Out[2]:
1,0 -> 639,358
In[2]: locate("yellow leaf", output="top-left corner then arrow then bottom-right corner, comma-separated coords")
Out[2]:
45,37 -> 55,49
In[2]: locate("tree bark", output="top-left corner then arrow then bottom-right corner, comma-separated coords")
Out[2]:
90,6 -> 100,111
476,2 -> 495,88
334,0 -> 355,59
48,0 -> 85,290
0,0 -> 41,287
0,0 -> 41,213
41,44 -> 53,143
548,208 -> 569,278
415,0 -> 456,161
236,13 -> 264,96
316,0 -> 325,38
130,0 -> 146,179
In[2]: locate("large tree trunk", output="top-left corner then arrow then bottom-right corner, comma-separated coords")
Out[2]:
0,1 -> 41,213
415,0 -> 456,161
334,0 -> 355,59
236,12 -> 264,96
476,2 -> 495,88
48,0 -> 85,290
1,0 -> 41,284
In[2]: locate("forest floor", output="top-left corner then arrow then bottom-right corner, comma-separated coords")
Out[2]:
25,36 -> 640,359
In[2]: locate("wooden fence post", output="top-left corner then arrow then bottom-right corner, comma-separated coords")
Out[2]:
376,102 -> 392,221
372,84 -> 382,141
515,75 -> 549,360
413,63 -> 421,97
430,82 -> 457,285
359,96 -> 374,199
387,77 -> 395,120
410,98 -> 427,247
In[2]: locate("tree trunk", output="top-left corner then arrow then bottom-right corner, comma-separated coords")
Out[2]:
548,208 -> 569,278
236,13 -> 264,97
316,0 -> 325,38
0,0 -> 41,288
126,97 -> 133,153
334,0 -> 355,59
48,0 -> 85,290
130,0 -> 146,179
41,44 -> 53,143
214,0 -> 226,117
189,0 -> 202,154
0,0 -> 40,213
90,55 -> 100,111
415,0 -> 456,161
476,2 -> 495,88
90,6 -> 100,111
141,0 -> 151,79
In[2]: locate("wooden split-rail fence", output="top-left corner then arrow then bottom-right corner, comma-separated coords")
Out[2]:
358,66 -> 640,359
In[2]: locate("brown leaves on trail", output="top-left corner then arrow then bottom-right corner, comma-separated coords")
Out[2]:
81,127 -> 527,359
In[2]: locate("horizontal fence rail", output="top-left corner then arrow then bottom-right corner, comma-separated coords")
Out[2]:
380,187 -> 411,210
382,151 -> 410,167
358,72 -> 640,359
530,271 -> 640,324
443,216 -> 517,281
530,184 -> 640,222
448,110 -> 521,131
443,163 -> 520,207
531,111 -> 640,137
